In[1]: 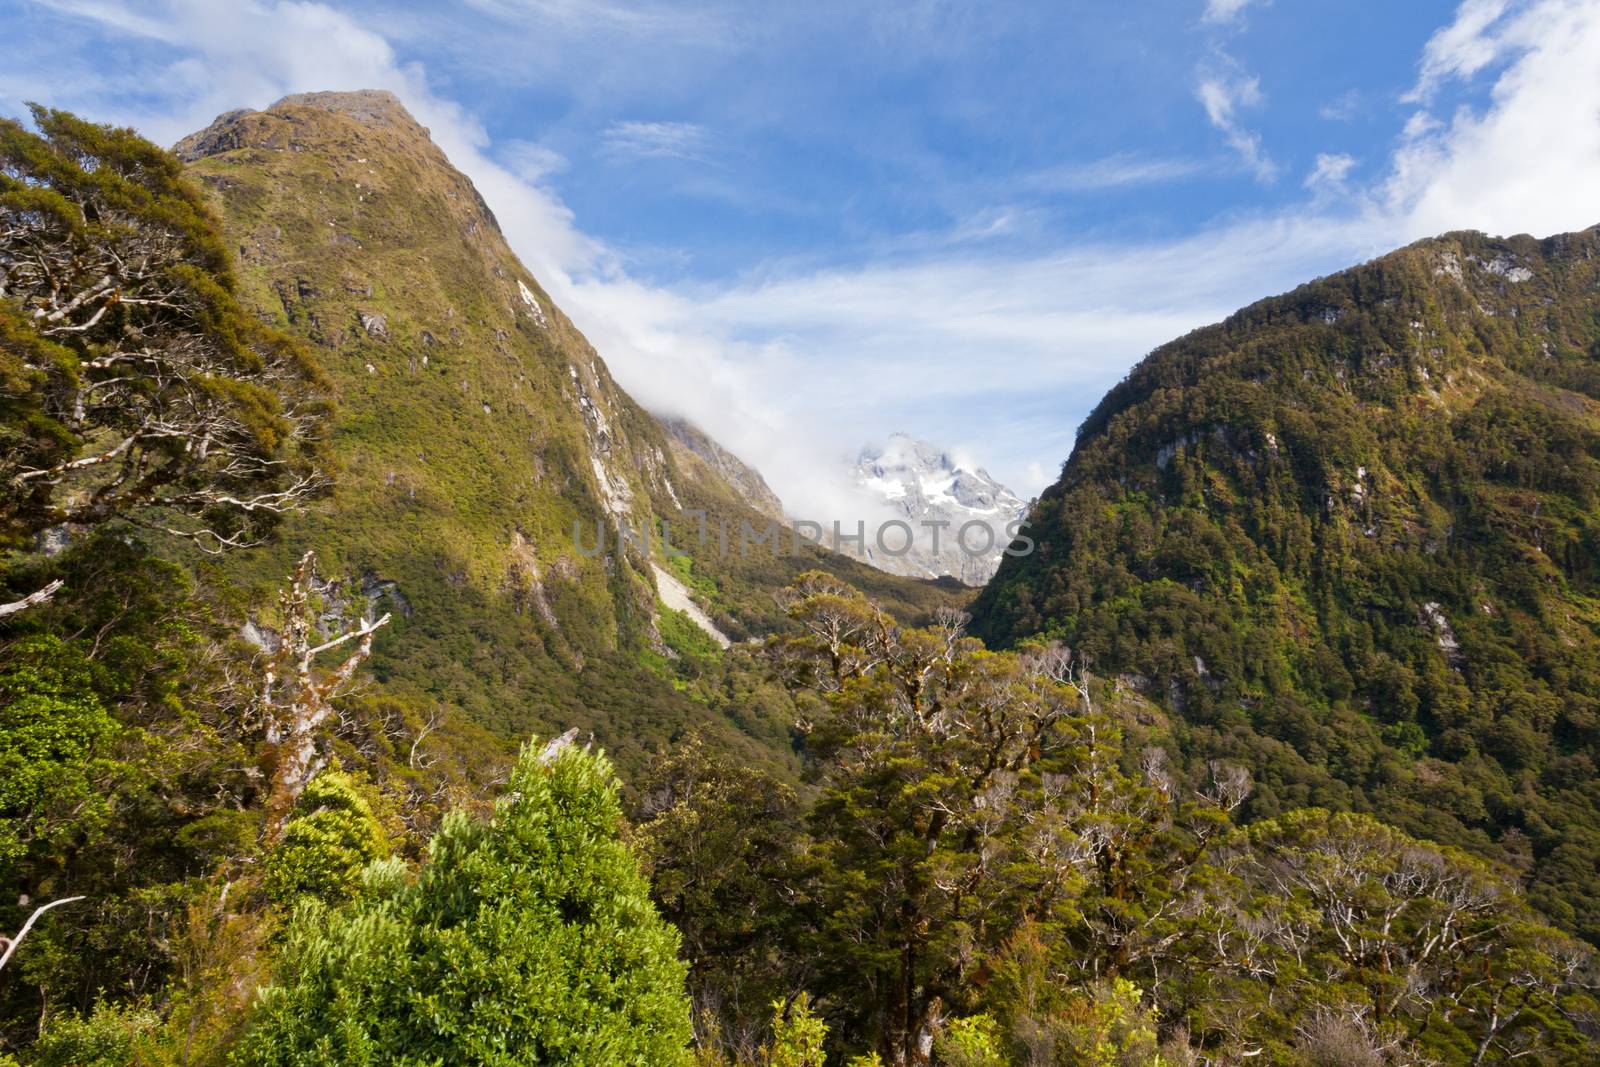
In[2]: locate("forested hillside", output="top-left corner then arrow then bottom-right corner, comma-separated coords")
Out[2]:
974,227 -> 1600,943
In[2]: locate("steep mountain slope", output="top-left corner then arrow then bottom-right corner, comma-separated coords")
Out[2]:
176,90 -> 967,774
848,433 -> 1028,584
658,415 -> 785,521
973,227 -> 1600,940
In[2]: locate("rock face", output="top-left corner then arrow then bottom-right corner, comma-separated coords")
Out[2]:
650,563 -> 731,648
971,225 -> 1600,942
658,415 -> 785,522
175,90 -> 426,160
845,433 -> 1027,585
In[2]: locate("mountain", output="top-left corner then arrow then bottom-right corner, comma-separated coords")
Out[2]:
657,415 -> 785,522
846,433 -> 1028,585
174,90 -> 968,775
972,226 -> 1600,941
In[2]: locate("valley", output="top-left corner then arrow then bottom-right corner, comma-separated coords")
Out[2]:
2,76 -> 1599,1067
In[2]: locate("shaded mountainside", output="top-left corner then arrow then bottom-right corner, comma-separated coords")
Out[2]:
974,226 -> 1600,940
178,90 -> 967,776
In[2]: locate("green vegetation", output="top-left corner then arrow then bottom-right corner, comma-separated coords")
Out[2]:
168,90 -> 966,780
639,574 -> 1598,1066
263,770 -> 389,904
0,635 -> 122,871
234,741 -> 694,1067
0,105 -> 324,553
975,228 -> 1600,944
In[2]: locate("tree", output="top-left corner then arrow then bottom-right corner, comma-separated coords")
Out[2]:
1207,810 -> 1600,1066
632,734 -> 808,1058
0,105 -> 325,553
0,534 -> 266,1051
659,573 -> 1599,1066
0,896 -> 83,976
256,550 -> 390,843
233,736 -> 695,1066
769,573 -> 1151,1064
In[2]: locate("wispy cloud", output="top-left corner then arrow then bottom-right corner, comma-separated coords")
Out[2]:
601,119 -> 711,162
1404,0 -> 1514,103
1305,152 -> 1356,191
460,0 -> 722,38
1018,154 -> 1207,193
1195,68 -> 1277,181
499,139 -> 567,181
1202,0 -> 1269,25
1318,89 -> 1361,122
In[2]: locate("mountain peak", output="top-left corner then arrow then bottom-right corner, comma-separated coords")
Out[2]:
861,433 -> 951,475
658,415 -> 785,521
848,434 -> 1026,585
270,89 -> 413,127
173,88 -> 431,162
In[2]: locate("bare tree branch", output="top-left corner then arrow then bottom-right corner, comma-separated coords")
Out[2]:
0,896 -> 85,974
0,578 -> 64,618
257,551 -> 390,843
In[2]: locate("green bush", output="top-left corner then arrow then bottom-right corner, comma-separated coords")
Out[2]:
0,635 -> 121,874
935,1015 -> 1007,1067
28,1003 -> 158,1067
263,770 -> 388,904
233,741 -> 693,1066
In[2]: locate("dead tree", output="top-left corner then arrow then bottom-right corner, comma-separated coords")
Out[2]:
0,577 -> 62,618
257,551 -> 389,842
0,896 -> 83,974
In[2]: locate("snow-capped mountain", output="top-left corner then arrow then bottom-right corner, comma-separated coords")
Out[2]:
847,433 -> 1029,585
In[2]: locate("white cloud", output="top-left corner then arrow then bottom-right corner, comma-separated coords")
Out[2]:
1318,89 -> 1361,122
1305,152 -> 1356,190
601,120 -> 710,161
499,139 -> 568,181
1018,154 -> 1207,193
1405,0 -> 1514,103
1203,0 -> 1268,25
1387,0 -> 1600,240
1195,69 -> 1277,181
460,0 -> 720,38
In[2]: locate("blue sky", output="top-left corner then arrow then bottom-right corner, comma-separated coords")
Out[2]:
6,0 -> 1600,516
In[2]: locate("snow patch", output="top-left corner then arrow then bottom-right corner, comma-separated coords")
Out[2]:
850,433 -> 1028,584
